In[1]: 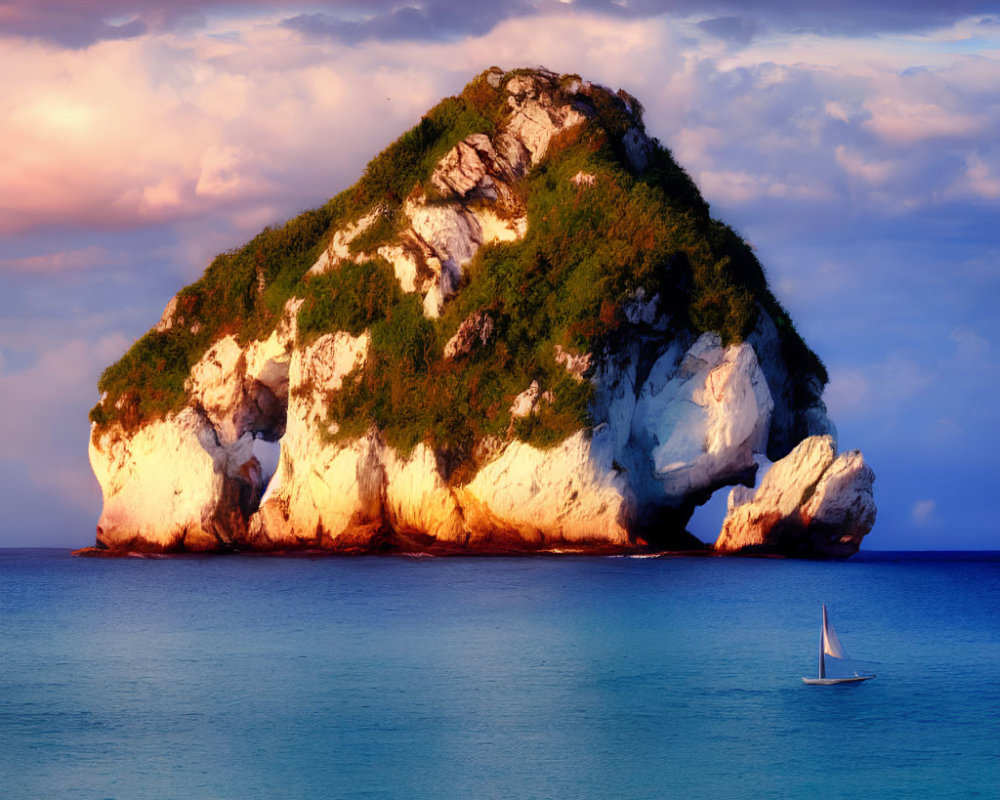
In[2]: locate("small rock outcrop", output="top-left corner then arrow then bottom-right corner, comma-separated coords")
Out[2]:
444,311 -> 495,359
715,435 -> 876,558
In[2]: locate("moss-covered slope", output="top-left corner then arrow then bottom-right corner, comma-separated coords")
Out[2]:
91,67 -> 826,469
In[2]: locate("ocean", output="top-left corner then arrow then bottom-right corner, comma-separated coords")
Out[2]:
1,549 -> 997,800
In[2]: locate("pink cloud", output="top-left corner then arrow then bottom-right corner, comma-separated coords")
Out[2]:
864,97 -> 983,144
0,12 -> 683,237
0,245 -> 112,272
834,145 -> 898,185
946,152 -> 1000,200
0,8 -> 997,246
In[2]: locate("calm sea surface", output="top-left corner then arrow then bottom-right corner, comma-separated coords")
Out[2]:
1,549 -> 997,800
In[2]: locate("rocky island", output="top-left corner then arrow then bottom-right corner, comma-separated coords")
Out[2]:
81,67 -> 875,558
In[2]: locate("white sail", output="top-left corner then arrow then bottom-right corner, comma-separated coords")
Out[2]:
803,605 -> 876,684
823,615 -> 848,660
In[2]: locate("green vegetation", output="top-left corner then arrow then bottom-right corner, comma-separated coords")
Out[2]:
89,327 -> 198,429
298,257 -> 402,343
91,75 -> 513,430
92,67 -> 827,477
354,94 -> 498,206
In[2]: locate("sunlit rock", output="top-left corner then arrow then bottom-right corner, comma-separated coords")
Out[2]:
715,435 -> 876,557
89,408 -> 262,553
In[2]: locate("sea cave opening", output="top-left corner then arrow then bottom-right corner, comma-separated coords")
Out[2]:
239,358 -> 291,514
685,454 -> 774,546
685,488 -> 731,547
252,436 -> 282,505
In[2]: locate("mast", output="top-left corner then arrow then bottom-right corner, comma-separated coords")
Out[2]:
819,605 -> 827,679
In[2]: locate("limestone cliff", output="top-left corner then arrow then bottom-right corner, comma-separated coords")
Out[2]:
715,435 -> 876,558
83,67 -> 874,558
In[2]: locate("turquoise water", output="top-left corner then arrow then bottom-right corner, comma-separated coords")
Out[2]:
1,549 -> 997,800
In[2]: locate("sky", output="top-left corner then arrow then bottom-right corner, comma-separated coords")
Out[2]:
1,1 -> 998,550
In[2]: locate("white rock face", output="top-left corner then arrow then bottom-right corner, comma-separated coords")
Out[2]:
431,134 -> 499,198
383,444 -> 465,544
623,126 -> 653,172
155,296 -> 178,332
554,345 -> 591,381
443,311 -> 495,359
802,450 -> 877,536
89,302 -> 869,556
636,334 -> 773,500
367,183 -> 526,319
89,408 -> 260,552
715,435 -> 876,557
509,380 -> 553,418
186,335 -> 245,443
378,72 -> 584,317
501,75 -> 585,167
247,329 -> 371,548
308,210 -> 381,275
458,432 -> 629,547
87,296 -> 309,552
405,197 -> 482,268
185,300 -> 300,445
154,294 -> 201,334
239,323 -> 780,553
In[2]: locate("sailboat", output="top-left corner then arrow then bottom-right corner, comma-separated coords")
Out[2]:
801,605 -> 876,685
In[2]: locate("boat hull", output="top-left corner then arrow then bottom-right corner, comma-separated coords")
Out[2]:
802,675 -> 876,685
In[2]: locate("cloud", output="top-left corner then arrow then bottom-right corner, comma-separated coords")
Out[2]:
950,326 -> 990,362
0,12 -> 665,236
194,144 -> 252,198
834,145 -> 898,185
2,1 -> 996,49
947,152 -> 1000,200
824,368 -> 871,418
824,353 -> 940,427
0,245 -> 113,273
864,97 -> 984,144
631,24 -> 999,223
696,169 -> 763,204
822,316 -> 1000,460
0,5 -> 147,48
2,6 -> 997,244
824,101 -> 851,123
911,499 -> 936,526
281,3 -> 527,44
1,0 -> 534,48
695,16 -> 759,45
0,25 -> 429,234
873,354 -> 936,399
